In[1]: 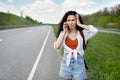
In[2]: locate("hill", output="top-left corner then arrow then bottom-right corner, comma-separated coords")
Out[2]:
82,4 -> 120,29
0,12 -> 41,29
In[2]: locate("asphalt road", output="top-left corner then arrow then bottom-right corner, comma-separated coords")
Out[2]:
98,29 -> 120,35
0,25 -> 62,80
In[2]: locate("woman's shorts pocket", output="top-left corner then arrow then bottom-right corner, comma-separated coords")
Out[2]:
62,59 -> 66,64
77,55 -> 84,65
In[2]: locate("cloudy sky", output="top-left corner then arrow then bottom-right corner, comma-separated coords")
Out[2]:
0,0 -> 120,23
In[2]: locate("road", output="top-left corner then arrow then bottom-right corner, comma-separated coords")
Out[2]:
98,28 -> 120,35
0,25 -> 62,80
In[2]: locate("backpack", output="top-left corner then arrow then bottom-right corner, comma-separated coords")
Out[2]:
79,30 -> 89,70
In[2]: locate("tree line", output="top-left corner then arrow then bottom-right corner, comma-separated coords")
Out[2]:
25,16 -> 42,24
82,4 -> 120,29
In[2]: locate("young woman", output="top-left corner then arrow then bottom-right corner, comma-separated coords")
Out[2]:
54,11 -> 98,80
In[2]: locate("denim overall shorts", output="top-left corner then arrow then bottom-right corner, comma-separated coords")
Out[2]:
59,55 -> 87,80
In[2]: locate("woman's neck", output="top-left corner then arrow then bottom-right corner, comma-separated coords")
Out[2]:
69,28 -> 77,33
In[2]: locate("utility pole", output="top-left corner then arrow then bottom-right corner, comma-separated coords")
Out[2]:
21,10 -> 23,17
7,10 -> 10,14
7,10 -> 10,25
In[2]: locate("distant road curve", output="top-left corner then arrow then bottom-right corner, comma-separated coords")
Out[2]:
98,28 -> 120,35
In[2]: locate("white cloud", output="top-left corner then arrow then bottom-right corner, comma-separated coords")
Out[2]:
20,0 -> 62,23
61,0 -> 96,15
0,2 -> 19,15
8,0 -> 13,3
20,0 -> 96,23
0,0 -> 120,23
62,0 -> 95,7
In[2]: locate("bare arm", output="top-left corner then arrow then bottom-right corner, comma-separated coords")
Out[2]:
54,31 -> 66,49
76,14 -> 98,41
54,22 -> 68,49
78,23 -> 90,30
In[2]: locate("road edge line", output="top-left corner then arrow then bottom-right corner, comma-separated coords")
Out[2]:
27,28 -> 51,80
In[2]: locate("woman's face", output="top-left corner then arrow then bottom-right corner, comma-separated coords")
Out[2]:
67,15 -> 77,30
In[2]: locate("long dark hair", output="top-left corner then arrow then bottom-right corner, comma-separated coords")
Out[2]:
57,10 -> 84,37
57,11 -> 88,70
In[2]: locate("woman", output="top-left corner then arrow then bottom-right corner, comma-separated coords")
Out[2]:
54,11 -> 98,80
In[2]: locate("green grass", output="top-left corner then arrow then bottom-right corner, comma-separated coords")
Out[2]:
0,12 -> 41,30
52,24 -> 59,37
52,25 -> 120,80
85,32 -> 120,80
0,12 -> 29,25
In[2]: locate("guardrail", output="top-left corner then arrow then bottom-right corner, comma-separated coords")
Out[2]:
97,27 -> 120,32
0,24 -> 42,30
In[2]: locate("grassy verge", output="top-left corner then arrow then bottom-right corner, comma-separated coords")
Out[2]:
52,25 -> 120,80
0,24 -> 41,30
52,24 -> 58,37
0,12 -> 41,30
85,32 -> 120,80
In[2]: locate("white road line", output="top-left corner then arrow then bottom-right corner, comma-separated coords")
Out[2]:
27,30 -> 32,32
0,39 -> 3,42
27,28 -> 51,80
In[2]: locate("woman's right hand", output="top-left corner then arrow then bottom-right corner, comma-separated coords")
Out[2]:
54,22 -> 68,49
63,22 -> 68,32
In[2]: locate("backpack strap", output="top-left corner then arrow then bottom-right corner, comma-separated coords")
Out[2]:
79,30 -> 86,50
79,30 -> 89,70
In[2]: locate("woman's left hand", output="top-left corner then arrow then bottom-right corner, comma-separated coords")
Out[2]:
76,14 -> 90,30
76,14 -> 81,26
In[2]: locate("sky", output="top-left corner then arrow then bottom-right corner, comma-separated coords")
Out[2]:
0,0 -> 120,24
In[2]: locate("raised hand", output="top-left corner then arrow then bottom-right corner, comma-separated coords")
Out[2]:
63,22 -> 68,32
76,13 -> 90,30
76,14 -> 81,26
